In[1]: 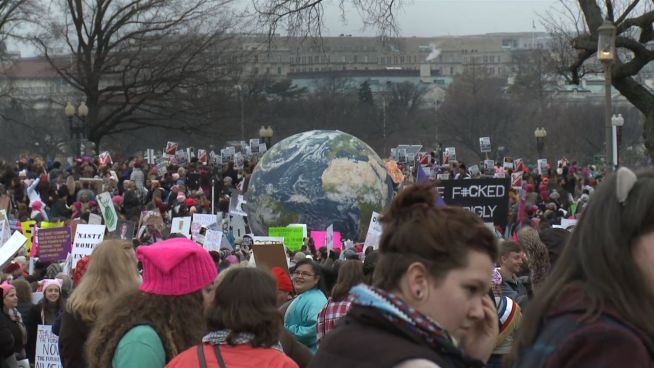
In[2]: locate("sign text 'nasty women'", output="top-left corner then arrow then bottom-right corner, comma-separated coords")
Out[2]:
436,178 -> 510,227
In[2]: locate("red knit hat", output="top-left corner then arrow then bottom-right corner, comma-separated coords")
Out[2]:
271,267 -> 293,293
73,256 -> 91,286
137,238 -> 217,296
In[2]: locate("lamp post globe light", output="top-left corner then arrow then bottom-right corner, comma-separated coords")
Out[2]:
534,127 -> 547,158
597,19 -> 617,171
611,113 -> 624,168
64,101 -> 88,157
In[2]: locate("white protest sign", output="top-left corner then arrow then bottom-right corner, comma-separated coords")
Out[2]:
88,213 -> 102,225
72,224 -> 105,268
479,137 -> 491,153
227,214 -> 247,239
560,219 -> 578,230
325,224 -> 334,252
363,212 -> 383,250
171,217 -> 192,238
229,192 -> 248,217
62,252 -> 72,276
0,231 -> 27,266
0,220 -> 9,245
35,324 -> 62,368
203,230 -> 223,252
97,192 -> 118,232
191,214 -> 218,240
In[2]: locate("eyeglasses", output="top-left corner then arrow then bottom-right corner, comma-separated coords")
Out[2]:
293,271 -> 315,278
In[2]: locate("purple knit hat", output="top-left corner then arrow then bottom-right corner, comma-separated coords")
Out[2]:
137,238 -> 217,296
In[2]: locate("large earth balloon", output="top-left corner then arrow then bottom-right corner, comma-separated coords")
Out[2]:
244,130 -> 394,241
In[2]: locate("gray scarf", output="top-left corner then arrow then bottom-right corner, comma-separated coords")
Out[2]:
202,330 -> 283,352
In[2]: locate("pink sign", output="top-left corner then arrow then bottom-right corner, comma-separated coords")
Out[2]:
310,230 -> 342,250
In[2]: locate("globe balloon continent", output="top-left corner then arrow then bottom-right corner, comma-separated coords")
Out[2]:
244,130 -> 394,241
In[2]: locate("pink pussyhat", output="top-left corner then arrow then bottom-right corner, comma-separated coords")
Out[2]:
137,238 -> 217,296
0,282 -> 14,296
40,278 -> 63,292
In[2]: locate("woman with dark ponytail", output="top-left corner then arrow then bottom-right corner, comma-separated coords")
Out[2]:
311,183 -> 499,368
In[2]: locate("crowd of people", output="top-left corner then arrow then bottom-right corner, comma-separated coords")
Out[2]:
0,149 -> 653,368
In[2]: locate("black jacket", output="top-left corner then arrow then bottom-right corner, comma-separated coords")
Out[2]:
0,312 -> 15,358
58,310 -> 91,368
309,305 -> 484,368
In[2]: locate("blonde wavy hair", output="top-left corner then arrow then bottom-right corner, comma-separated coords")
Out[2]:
67,240 -> 140,323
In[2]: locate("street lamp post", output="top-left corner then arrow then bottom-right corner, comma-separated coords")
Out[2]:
534,127 -> 547,158
611,113 -> 624,169
234,84 -> 244,140
597,19 -> 617,171
64,101 -> 88,157
258,125 -> 274,148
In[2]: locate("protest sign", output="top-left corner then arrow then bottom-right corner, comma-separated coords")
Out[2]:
171,217 -> 192,238
156,161 -> 168,177
363,211 -> 383,250
397,149 -> 408,164
537,159 -> 548,176
484,160 -> 495,175
0,232 -> 27,266
287,224 -> 308,239
444,147 -> 456,163
110,220 -> 136,240
21,220 -> 36,253
229,191 -> 248,217
250,139 -> 260,154
469,165 -> 481,177
97,192 -> 118,232
166,141 -> 178,155
268,226 -> 304,251
72,224 -> 105,268
197,149 -> 208,164
0,220 -> 9,245
227,214 -> 247,239
203,230 -> 223,252
252,242 -> 288,273
259,143 -> 267,153
479,137 -> 492,153
191,214 -> 218,240
511,172 -> 523,190
98,151 -> 113,166
35,325 -> 62,368
325,224 -> 334,252
561,218 -> 578,230
310,230 -> 342,250
37,227 -> 71,262
437,178 -> 510,227
503,157 -> 514,170
436,173 -> 450,181
88,213 -> 102,225
396,145 -> 423,160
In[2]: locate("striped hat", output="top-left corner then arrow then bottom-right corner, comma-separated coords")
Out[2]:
496,296 -> 522,346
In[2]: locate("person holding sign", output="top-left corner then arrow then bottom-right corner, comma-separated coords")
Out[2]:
26,279 -> 63,364
86,238 -> 217,368
284,259 -> 327,354
311,184 -> 499,368
1,282 -> 28,368
59,240 -> 140,368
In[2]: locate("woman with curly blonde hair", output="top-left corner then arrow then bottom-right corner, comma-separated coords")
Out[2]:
59,240 -> 140,368
86,238 -> 216,368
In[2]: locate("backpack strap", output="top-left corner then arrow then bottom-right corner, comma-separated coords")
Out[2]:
196,345 -> 207,368
212,345 -> 227,368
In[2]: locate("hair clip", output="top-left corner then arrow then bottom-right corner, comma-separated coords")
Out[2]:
616,167 -> 637,204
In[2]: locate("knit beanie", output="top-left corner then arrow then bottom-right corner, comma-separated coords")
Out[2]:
0,282 -> 14,296
73,256 -> 91,286
496,295 -> 522,346
46,263 -> 64,279
40,278 -> 63,292
271,267 -> 293,293
137,238 -> 217,296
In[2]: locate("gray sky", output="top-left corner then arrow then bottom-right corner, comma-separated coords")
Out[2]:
320,0 -> 563,36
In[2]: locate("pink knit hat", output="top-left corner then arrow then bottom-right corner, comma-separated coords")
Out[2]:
0,282 -> 14,296
137,238 -> 217,296
40,278 -> 63,292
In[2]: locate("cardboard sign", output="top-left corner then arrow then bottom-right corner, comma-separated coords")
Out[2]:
88,213 -> 102,225
252,243 -> 288,273
96,192 -> 118,232
72,224 -> 105,268
310,230 -> 342,250
436,178 -> 510,227
363,211 -> 383,250
35,325 -> 62,368
110,220 -> 136,240
0,231 -> 27,266
229,190 -> 248,217
325,224 -> 334,252
171,217 -> 192,238
37,227 -> 71,262
511,172 -> 523,190
268,226 -> 304,251
21,220 -> 36,253
479,137 -> 492,153
202,229 -> 223,251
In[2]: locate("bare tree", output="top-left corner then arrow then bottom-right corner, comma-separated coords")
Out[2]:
252,0 -> 403,40
31,0 -> 243,152
549,0 -> 654,158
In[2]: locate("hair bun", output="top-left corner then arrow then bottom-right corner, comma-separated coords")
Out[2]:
384,184 -> 436,223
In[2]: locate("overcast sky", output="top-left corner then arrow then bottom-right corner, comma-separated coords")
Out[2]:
319,0 -> 563,36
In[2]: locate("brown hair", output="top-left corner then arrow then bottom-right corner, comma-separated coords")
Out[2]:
86,289 -> 205,367
373,184 -> 497,291
510,170 -> 654,363
205,268 -> 280,348
67,240 -> 140,323
499,240 -> 522,258
331,260 -> 364,301
11,279 -> 32,305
